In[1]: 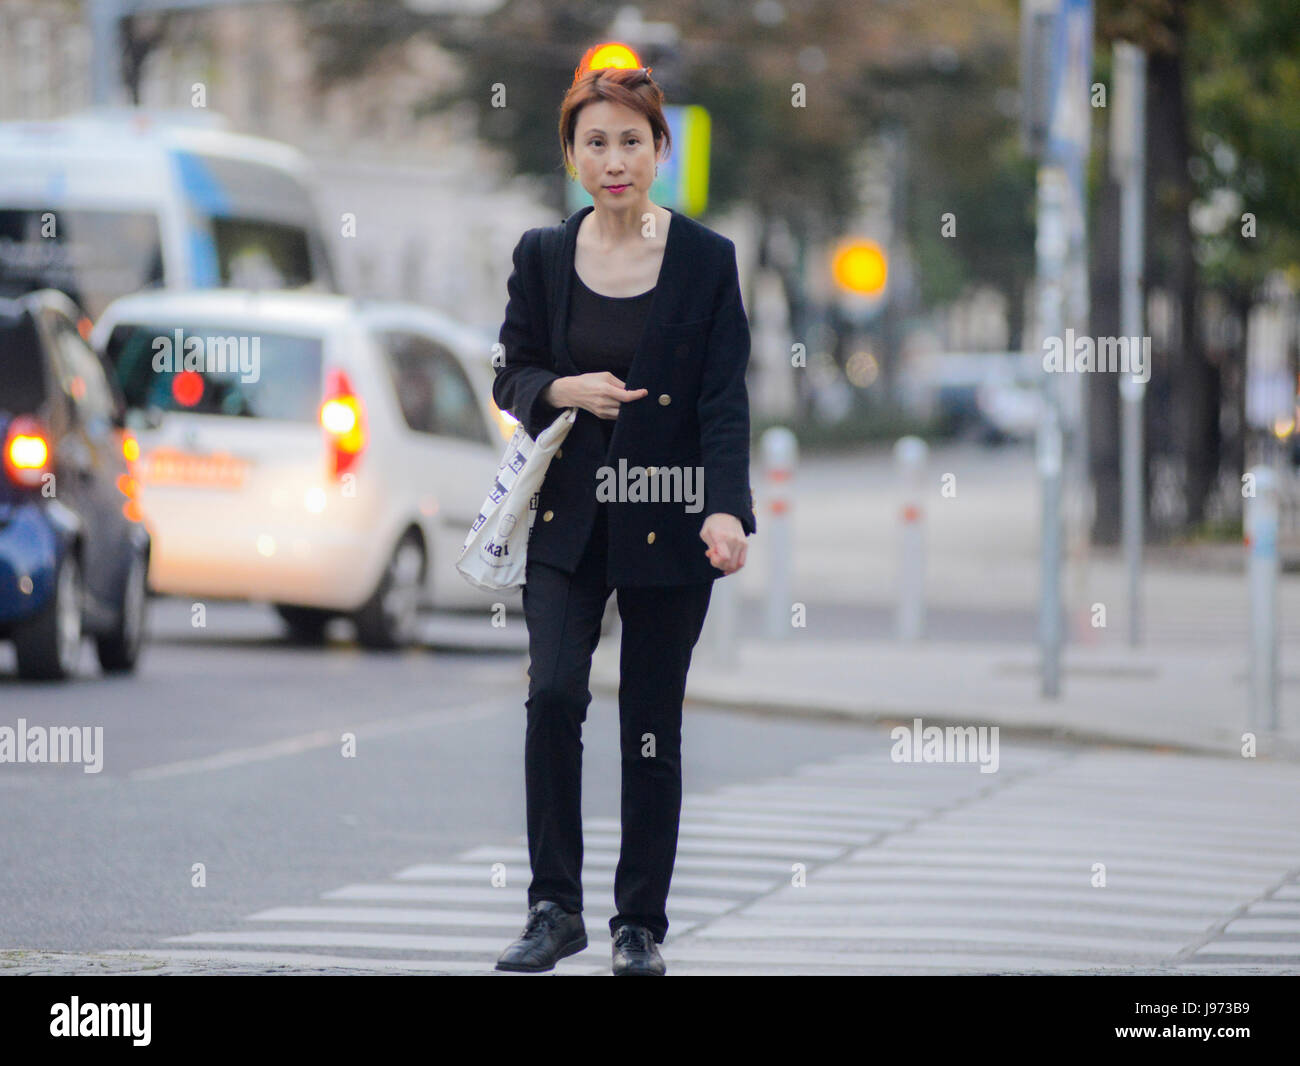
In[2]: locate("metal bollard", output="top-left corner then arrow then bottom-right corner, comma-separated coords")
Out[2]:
893,436 -> 928,640
762,427 -> 798,639
1246,465 -> 1280,733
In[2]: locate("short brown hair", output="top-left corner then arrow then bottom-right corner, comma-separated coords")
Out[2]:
558,67 -> 672,180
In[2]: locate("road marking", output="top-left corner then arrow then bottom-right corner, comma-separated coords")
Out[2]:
134,742 -> 1300,974
129,700 -> 504,780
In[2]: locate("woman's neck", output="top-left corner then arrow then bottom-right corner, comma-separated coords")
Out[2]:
587,201 -> 665,248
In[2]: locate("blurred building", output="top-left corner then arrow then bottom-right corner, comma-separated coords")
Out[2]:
0,0 -> 553,338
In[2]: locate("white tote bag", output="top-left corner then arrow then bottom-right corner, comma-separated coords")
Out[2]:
456,407 -> 577,591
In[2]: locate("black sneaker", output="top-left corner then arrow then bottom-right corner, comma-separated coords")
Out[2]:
495,901 -> 587,973
611,923 -> 666,976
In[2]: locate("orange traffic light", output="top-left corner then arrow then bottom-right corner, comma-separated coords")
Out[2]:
832,239 -> 888,296
575,42 -> 643,83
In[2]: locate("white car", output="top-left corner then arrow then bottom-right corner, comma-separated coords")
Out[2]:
90,289 -> 517,647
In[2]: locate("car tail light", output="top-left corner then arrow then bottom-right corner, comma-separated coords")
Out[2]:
120,430 -> 140,465
3,416 -> 52,489
320,368 -> 366,478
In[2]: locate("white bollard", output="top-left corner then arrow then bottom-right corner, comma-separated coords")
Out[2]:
762,428 -> 798,639
702,559 -> 739,668
1246,465 -> 1280,733
894,436 -> 928,640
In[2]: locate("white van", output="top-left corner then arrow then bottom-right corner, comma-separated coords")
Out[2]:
0,109 -> 337,322
92,289 -> 518,648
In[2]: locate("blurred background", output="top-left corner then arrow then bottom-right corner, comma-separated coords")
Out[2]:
4,0 -> 1298,538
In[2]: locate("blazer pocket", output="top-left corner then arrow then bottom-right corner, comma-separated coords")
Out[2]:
662,317 -> 711,361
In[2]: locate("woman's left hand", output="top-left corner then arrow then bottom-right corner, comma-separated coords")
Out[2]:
700,513 -> 747,575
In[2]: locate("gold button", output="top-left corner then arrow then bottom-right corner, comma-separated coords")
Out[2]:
646,531 -> 656,544
556,448 -> 563,458
542,510 -> 554,522
658,393 -> 671,406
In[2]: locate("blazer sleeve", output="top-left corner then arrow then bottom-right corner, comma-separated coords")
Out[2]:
492,230 -> 563,439
697,239 -> 758,537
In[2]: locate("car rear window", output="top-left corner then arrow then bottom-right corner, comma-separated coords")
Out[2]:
104,323 -> 323,421
0,308 -> 47,415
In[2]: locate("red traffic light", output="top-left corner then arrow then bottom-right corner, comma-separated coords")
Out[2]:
574,42 -> 643,83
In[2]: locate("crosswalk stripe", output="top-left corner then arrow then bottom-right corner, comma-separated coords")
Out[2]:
684,795 -> 920,820
678,806 -> 909,830
958,801 -> 1300,828
1223,918 -> 1300,933
1193,941 -> 1300,957
869,841 -> 1295,868
1246,900 -> 1300,915
906,823 -> 1300,846
755,883 -> 1252,910
694,922 -> 1185,952
447,848 -> 790,875
811,865 -> 1261,894
393,859 -> 783,882
162,930 -> 526,952
395,860 -> 773,894
714,784 -> 961,807
241,905 -> 700,936
735,904 -> 1217,933
639,945 -> 1142,970
838,857 -> 1288,887
578,833 -> 844,859
839,850 -> 1291,877
100,950 -> 532,973
321,883 -> 741,915
582,816 -> 867,845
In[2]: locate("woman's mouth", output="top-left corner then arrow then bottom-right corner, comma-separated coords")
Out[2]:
605,184 -> 629,193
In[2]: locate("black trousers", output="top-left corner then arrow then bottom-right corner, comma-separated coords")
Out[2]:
520,502 -> 713,943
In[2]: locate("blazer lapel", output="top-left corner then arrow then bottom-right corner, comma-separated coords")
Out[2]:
548,206 -> 589,377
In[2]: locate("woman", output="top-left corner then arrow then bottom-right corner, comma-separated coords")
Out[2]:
491,66 -> 756,976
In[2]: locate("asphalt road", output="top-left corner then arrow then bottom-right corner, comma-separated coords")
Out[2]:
0,598 -> 896,954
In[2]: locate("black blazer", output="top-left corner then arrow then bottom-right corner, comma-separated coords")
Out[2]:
492,204 -> 757,587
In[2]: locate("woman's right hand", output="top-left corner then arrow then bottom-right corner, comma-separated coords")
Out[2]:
547,373 -> 648,420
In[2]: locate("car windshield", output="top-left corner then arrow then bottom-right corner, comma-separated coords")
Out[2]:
104,322 -> 323,422
0,307 -> 47,415
0,208 -> 164,321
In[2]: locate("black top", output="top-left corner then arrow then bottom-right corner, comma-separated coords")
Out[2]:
567,266 -> 655,447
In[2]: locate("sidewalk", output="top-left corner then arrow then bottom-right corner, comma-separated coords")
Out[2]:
586,447 -> 1299,760
590,628 -> 1300,761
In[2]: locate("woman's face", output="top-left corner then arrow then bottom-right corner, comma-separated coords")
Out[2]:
569,99 -> 660,207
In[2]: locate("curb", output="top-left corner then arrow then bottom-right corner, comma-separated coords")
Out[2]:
587,664 -> 1300,764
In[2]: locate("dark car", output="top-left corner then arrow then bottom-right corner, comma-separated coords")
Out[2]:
0,290 -> 151,679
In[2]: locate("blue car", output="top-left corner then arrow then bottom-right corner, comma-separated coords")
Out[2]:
0,290 -> 151,679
